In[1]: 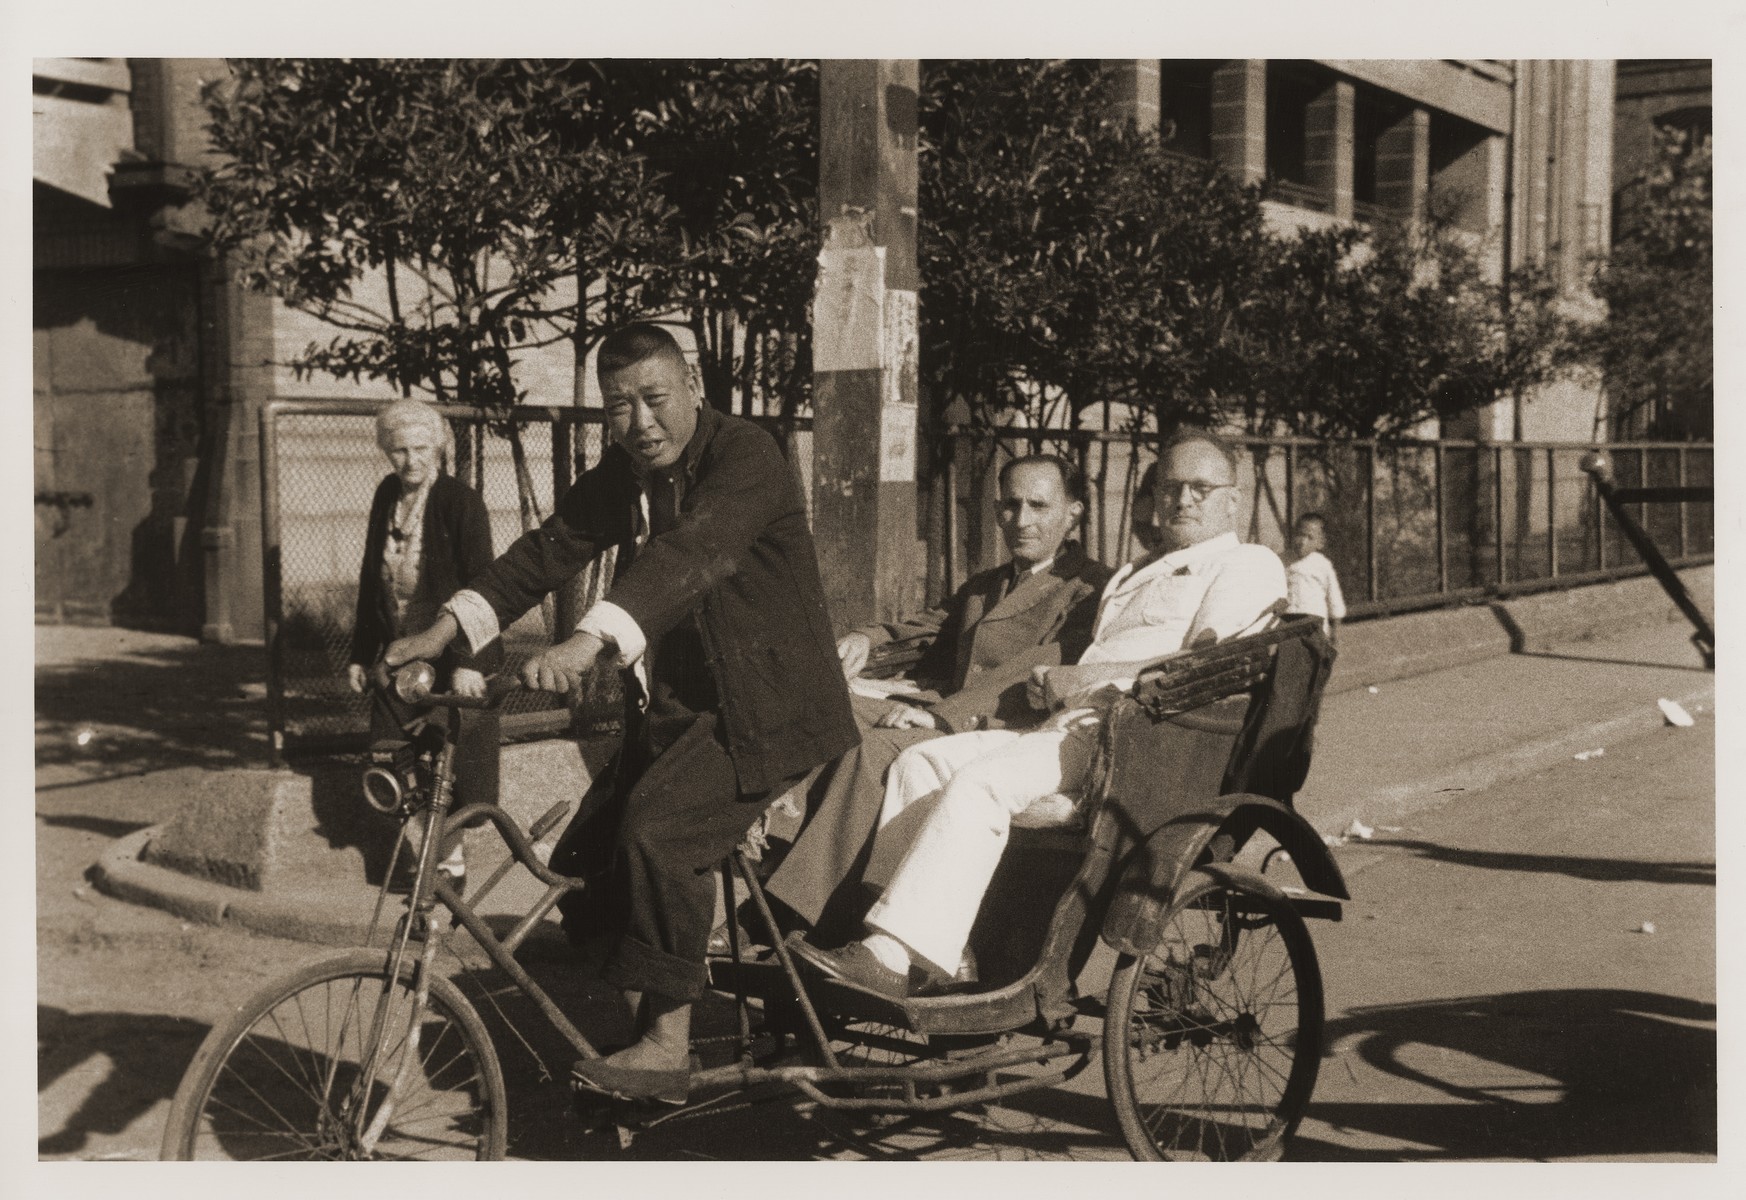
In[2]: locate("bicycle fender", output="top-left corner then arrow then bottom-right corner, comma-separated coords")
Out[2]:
1100,793 -> 1348,957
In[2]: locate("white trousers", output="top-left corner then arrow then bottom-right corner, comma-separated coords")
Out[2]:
864,719 -> 1101,975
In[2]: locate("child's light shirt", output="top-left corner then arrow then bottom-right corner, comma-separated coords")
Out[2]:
1287,549 -> 1346,630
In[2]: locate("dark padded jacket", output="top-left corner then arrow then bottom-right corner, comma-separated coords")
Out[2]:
465,406 -> 858,794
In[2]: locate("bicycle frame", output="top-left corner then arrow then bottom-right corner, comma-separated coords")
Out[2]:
363,626 -> 1341,1139
372,690 -> 1099,1118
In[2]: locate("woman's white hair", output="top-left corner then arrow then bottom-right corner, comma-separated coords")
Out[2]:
374,399 -> 454,470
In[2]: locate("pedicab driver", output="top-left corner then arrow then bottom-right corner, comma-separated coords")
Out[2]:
386,323 -> 857,1104
791,431 -> 1287,998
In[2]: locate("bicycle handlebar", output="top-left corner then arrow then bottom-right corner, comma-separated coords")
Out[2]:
374,661 -> 552,711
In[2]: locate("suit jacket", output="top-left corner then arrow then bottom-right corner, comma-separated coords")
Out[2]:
465,406 -> 858,795
350,471 -> 502,678
857,540 -> 1112,733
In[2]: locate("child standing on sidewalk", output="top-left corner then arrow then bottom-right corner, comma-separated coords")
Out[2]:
1287,512 -> 1346,642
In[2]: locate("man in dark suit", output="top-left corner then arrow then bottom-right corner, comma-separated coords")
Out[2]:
387,323 -> 856,1102
765,454 -> 1112,940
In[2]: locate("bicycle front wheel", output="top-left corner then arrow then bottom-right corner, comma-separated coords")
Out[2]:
1103,867 -> 1324,1161
160,949 -> 507,1160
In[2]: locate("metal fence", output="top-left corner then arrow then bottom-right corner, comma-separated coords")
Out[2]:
260,399 -> 813,759
262,400 -> 1710,759
940,430 -> 1713,619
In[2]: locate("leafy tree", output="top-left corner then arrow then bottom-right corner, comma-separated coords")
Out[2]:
196,58 -> 822,536
917,61 -> 1268,433
1235,215 -> 1572,441
1588,125 -> 1712,439
612,60 -> 820,418
198,59 -> 667,529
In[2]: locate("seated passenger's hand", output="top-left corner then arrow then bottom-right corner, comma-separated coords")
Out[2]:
521,632 -> 606,694
1027,665 -> 1054,712
385,612 -> 460,668
875,705 -> 936,730
450,667 -> 487,699
345,663 -> 369,694
837,632 -> 872,680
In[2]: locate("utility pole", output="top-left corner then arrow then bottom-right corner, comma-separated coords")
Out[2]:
811,60 -> 923,628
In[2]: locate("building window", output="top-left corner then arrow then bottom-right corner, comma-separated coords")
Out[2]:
1428,113 -> 1492,234
1352,86 -> 1409,222
1654,105 -> 1712,152
1264,61 -> 1326,211
1159,60 -> 1215,161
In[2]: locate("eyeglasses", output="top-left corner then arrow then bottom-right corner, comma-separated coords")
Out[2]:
1158,479 -> 1235,505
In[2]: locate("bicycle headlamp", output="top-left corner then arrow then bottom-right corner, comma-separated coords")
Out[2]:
393,660 -> 436,704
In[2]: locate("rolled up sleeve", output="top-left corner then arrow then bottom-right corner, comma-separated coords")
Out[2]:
443,590 -> 502,656
576,599 -> 647,667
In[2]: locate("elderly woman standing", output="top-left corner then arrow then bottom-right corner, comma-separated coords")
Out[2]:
347,399 -> 502,886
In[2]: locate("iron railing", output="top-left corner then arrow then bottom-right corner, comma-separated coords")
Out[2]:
939,428 -> 1713,620
260,398 -> 812,761
261,402 -> 1709,761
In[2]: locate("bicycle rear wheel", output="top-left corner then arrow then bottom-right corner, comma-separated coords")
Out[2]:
160,949 -> 507,1160
1103,867 -> 1324,1161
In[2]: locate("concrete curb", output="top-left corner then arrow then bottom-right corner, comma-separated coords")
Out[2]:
1330,677 -> 1715,883
93,822 -> 580,950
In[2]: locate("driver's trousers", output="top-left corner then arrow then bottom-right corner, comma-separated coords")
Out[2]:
548,703 -> 800,1003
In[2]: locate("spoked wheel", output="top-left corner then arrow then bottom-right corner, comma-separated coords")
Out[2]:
160,949 -> 507,1160
1103,867 -> 1324,1161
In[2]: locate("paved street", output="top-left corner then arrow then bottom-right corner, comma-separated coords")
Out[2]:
1300,714 -> 1715,1161
36,624 -> 1718,1162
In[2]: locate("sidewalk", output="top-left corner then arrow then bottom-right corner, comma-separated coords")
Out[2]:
1297,619 -> 1714,857
42,612 -> 1714,945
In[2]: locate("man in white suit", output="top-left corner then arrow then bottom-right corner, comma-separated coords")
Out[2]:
791,430 -> 1287,997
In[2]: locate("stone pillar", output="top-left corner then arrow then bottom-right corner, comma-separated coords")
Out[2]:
1210,60 -> 1267,185
1516,59 -> 1554,270
1306,78 -> 1355,219
812,60 -> 923,630
1375,106 -> 1430,228
1103,59 -> 1161,130
1582,60 -> 1616,257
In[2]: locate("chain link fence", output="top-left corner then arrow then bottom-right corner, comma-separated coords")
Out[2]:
940,430 -> 1713,618
260,399 -> 812,759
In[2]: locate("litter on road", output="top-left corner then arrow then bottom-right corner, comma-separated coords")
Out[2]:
1658,698 -> 1696,727
1573,748 -> 1606,761
1635,922 -> 1658,935
1344,818 -> 1375,840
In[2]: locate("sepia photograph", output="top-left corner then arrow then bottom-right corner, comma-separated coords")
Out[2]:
24,2 -> 1726,1176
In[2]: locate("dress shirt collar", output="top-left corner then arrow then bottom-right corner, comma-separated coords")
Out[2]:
1109,530 -> 1241,593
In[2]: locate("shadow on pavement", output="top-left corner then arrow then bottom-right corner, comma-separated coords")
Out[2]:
1301,988 -> 1716,1161
38,1005 -> 210,1158
36,642 -> 269,774
1514,650 -> 1712,674
1369,839 -> 1714,887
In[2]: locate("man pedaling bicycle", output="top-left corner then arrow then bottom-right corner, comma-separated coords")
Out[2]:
385,323 -> 858,1107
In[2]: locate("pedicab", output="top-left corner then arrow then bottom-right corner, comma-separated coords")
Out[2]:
160,613 -> 1346,1161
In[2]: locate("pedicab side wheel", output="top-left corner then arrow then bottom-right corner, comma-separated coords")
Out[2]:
1102,868 -> 1325,1162
160,949 -> 508,1161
